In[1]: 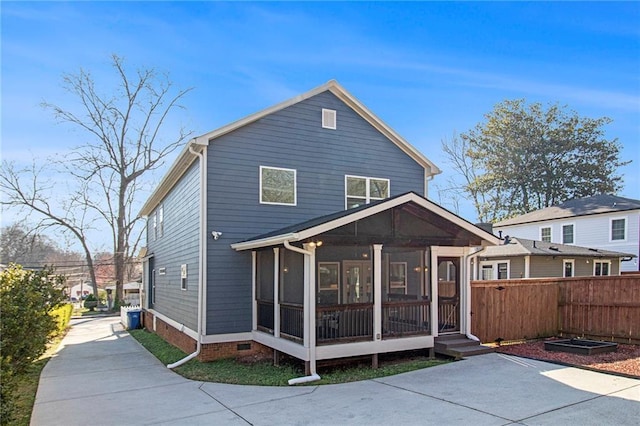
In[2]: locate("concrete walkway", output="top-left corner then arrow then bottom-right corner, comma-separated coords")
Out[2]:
32,316 -> 639,425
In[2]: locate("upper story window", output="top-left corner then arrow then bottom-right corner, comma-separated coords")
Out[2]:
540,226 -> 552,243
345,175 -> 389,209
562,224 -> 574,244
152,213 -> 158,241
158,205 -> 164,238
260,166 -> 297,205
611,218 -> 626,241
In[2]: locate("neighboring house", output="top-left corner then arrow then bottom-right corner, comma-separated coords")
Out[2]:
139,80 -> 500,375
473,237 -> 634,280
494,195 -> 640,273
106,281 -> 141,305
68,283 -> 94,300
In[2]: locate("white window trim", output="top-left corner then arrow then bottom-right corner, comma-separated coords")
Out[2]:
152,213 -> 158,241
563,259 -> 575,278
561,222 -> 575,245
609,217 -> 627,242
344,175 -> 390,209
158,205 -> 164,238
593,260 -> 611,276
389,262 -> 408,294
539,226 -> 552,243
260,166 -> 297,206
322,108 -> 336,129
479,260 -> 510,280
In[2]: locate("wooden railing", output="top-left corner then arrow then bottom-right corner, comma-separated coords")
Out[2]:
256,299 -> 274,333
316,303 -> 373,343
382,300 -> 430,337
280,303 -> 304,340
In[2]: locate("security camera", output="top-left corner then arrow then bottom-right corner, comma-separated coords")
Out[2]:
211,231 -> 222,240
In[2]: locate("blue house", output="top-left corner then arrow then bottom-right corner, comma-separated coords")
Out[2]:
139,81 -> 499,378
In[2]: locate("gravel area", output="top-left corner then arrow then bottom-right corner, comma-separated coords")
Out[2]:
496,338 -> 640,379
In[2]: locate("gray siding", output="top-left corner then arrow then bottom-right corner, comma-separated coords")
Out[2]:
147,161 -> 200,331
205,91 -> 427,334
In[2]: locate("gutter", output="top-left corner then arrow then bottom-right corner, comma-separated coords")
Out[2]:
168,141 -> 207,368
283,240 -> 321,385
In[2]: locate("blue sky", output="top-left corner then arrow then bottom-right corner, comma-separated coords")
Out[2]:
2,2 -> 639,249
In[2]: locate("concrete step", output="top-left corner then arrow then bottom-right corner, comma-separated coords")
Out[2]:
434,335 -> 494,359
435,338 -> 481,349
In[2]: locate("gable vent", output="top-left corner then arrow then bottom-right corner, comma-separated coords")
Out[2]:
322,108 -> 336,129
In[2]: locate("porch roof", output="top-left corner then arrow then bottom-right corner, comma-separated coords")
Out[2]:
231,192 -> 501,251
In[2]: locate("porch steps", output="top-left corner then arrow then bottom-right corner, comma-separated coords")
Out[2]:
434,335 -> 494,359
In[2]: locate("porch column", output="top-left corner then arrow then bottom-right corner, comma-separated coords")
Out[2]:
302,243 -> 317,372
524,256 -> 531,278
273,247 -> 280,338
252,251 -> 257,331
430,246 -> 439,336
373,244 -> 383,341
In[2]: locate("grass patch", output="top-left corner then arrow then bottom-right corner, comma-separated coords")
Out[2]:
129,329 -> 449,386
7,333 -> 66,426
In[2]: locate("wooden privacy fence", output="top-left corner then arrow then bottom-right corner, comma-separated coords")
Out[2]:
471,275 -> 640,344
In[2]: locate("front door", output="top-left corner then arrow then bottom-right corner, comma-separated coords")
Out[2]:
343,261 -> 372,303
437,257 -> 460,333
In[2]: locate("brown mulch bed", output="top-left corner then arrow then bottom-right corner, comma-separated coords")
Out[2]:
495,338 -> 640,379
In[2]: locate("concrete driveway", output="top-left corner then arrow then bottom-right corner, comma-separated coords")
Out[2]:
31,316 -> 639,425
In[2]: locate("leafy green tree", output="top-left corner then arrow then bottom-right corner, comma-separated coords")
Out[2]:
0,264 -> 66,422
457,99 -> 629,221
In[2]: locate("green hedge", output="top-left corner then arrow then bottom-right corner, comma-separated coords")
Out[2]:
1,264 -> 66,424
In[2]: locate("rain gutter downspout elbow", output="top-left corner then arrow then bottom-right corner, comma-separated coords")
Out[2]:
283,240 -> 321,385
168,142 -> 206,369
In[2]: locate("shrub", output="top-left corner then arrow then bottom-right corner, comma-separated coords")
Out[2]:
50,304 -> 73,337
83,293 -> 98,311
0,264 -> 66,423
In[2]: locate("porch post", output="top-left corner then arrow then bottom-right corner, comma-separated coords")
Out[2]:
524,255 -> 531,278
373,244 -> 383,341
273,247 -> 280,338
303,243 -> 317,372
430,246 -> 439,337
252,251 -> 257,331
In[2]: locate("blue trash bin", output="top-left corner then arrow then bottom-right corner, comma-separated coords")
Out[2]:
127,310 -> 141,330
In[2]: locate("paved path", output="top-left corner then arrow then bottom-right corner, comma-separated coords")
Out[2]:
32,316 -> 639,425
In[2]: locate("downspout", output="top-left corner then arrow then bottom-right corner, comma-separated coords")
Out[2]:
283,240 -> 321,385
464,246 -> 486,342
168,143 -> 206,368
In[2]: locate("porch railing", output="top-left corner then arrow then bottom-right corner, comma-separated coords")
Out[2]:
316,303 -> 373,343
280,303 -> 304,340
257,299 -> 274,333
382,300 -> 431,337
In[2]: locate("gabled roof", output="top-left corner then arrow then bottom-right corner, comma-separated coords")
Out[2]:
140,80 -> 441,217
481,237 -> 635,259
495,194 -> 640,227
231,192 -> 501,251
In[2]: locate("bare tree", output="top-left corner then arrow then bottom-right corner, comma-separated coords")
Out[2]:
440,132 -> 495,223
1,55 -> 192,303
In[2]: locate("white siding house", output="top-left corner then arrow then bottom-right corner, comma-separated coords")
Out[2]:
494,195 -> 640,273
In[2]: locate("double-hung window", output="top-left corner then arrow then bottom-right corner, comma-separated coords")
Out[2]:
611,218 -> 626,241
540,226 -> 552,243
345,175 -> 389,209
260,166 -> 296,205
562,224 -> 574,244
